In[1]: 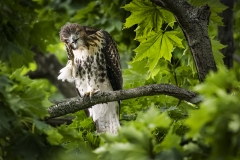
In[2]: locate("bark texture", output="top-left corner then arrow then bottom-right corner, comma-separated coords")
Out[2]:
218,0 -> 234,68
151,0 -> 217,82
46,84 -> 200,119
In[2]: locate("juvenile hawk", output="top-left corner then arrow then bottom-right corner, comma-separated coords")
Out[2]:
58,23 -> 122,134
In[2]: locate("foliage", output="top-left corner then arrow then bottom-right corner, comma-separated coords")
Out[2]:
185,67 -> 240,159
188,0 -> 228,25
0,67 -> 60,160
1,0 -> 240,160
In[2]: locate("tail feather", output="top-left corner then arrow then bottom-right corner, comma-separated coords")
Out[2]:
89,102 -> 120,134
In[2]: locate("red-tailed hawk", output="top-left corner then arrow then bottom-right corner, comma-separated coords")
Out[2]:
58,23 -> 122,134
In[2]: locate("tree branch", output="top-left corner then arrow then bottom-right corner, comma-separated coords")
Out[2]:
45,118 -> 73,126
27,48 -> 77,98
151,0 -> 217,82
46,84 -> 201,119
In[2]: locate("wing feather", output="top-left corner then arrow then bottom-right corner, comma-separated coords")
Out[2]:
101,30 -> 123,91
101,30 -> 123,117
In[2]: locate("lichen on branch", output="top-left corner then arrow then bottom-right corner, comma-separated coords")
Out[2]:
46,84 -> 201,119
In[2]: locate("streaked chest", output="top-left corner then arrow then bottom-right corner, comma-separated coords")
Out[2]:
72,43 -> 108,90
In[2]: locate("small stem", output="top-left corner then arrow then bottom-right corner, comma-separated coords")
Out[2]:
173,71 -> 178,86
32,123 -> 35,133
163,21 -> 176,32
176,99 -> 182,107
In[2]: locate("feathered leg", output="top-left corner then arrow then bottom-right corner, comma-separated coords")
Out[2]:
89,102 -> 120,134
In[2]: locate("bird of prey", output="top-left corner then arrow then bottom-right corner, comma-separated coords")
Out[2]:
58,23 -> 122,134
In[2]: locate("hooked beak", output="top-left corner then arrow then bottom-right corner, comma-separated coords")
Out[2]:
70,37 -> 79,44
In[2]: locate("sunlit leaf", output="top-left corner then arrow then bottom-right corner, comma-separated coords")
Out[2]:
123,0 -> 162,38
134,30 -> 184,71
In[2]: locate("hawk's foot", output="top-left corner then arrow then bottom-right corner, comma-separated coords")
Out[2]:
84,89 -> 100,99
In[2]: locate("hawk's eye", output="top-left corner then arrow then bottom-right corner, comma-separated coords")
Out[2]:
76,31 -> 80,35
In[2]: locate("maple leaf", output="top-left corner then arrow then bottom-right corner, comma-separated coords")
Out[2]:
189,0 -> 228,25
134,30 -> 184,71
211,39 -> 226,66
123,0 -> 173,39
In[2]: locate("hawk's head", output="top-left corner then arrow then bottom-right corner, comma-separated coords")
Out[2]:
60,23 -> 88,50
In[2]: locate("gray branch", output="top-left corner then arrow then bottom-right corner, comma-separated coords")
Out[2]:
28,48 -> 77,98
46,84 -> 202,119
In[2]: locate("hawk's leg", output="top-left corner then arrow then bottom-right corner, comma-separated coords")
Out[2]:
84,89 -> 100,99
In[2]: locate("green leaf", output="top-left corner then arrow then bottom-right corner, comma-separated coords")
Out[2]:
72,2 -> 96,21
0,40 -> 22,61
210,12 -> 224,25
161,10 -> 175,28
9,69 -> 51,118
0,102 -> 15,136
97,126 -> 154,160
156,148 -> 183,160
57,124 -> 81,142
137,106 -> 172,129
159,125 -> 181,149
14,133 -> 46,160
148,62 -> 161,79
123,69 -> 147,88
80,118 -> 94,129
33,119 -> 73,145
194,67 -> 239,96
46,129 -> 63,145
85,132 -> 102,148
186,67 -> 240,138
167,31 -> 185,48
0,75 -> 11,96
127,58 -> 149,74
211,39 -> 226,66
175,66 -> 193,77
207,0 -> 228,13
0,40 -> 34,69
189,0 -> 228,25
29,21 -> 57,52
123,0 -> 163,39
134,30 -> 184,71
185,105 -> 213,137
95,142 -> 150,160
